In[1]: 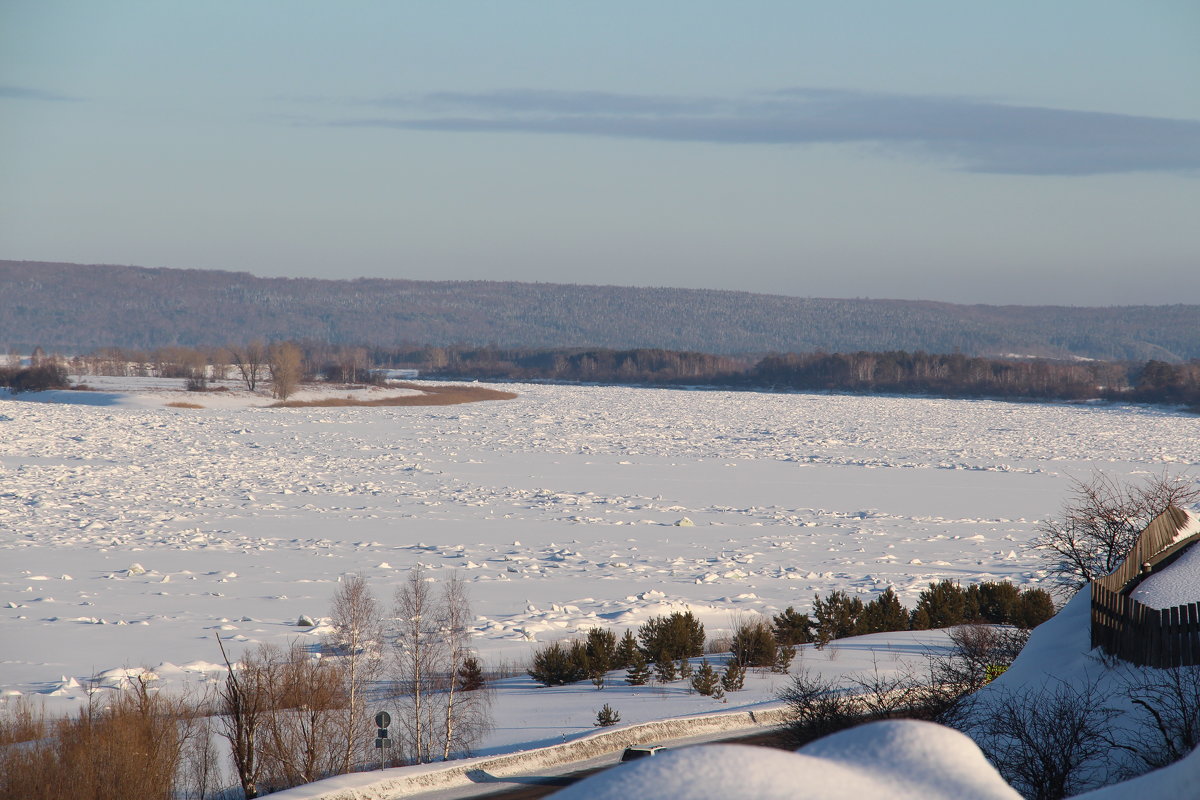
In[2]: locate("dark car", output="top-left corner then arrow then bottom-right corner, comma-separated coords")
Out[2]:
620,745 -> 666,762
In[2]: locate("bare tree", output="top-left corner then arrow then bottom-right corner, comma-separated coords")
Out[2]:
1032,471 -> 1200,590
1116,663 -> 1200,774
972,679 -> 1119,800
392,565 -> 443,763
328,575 -> 383,773
258,643 -> 344,791
439,573 -> 490,759
227,341 -> 268,393
217,637 -> 270,798
269,341 -> 304,400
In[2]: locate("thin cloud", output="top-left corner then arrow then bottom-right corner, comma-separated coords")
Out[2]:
0,84 -> 81,102
328,88 -> 1200,176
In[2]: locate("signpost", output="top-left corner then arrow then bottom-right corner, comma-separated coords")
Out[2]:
375,711 -> 392,769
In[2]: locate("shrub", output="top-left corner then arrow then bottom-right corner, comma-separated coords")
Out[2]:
779,668 -> 858,747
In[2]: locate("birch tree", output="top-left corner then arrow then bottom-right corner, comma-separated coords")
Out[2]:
328,575 -> 382,773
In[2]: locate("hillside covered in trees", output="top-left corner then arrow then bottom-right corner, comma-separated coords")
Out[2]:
3,261 -> 1199,361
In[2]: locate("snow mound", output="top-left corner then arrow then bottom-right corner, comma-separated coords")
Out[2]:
1074,743 -> 1200,798
551,720 -> 1019,800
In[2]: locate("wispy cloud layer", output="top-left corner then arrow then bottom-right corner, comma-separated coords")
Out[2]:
327,88 -> 1200,176
0,84 -> 80,102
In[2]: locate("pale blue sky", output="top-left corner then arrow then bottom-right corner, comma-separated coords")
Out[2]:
2,1 -> 1198,304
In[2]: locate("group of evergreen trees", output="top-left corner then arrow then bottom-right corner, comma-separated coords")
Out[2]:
527,611 -> 753,696
801,581 -> 1055,649
527,581 -> 1054,694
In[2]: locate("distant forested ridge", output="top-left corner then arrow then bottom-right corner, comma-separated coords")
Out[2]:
3,260 -> 1199,361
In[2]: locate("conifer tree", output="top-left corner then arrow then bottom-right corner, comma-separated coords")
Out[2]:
457,656 -> 485,692
858,587 -> 910,634
721,659 -> 745,692
812,591 -> 864,646
625,652 -> 651,686
585,628 -> 617,673
615,629 -> 639,669
690,660 -> 720,696
773,606 -> 814,646
654,652 -> 678,683
595,704 -> 621,727
772,644 -> 796,674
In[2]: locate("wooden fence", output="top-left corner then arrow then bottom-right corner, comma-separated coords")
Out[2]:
1090,505 -> 1200,668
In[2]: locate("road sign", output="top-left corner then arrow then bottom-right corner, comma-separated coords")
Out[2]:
375,738 -> 392,749
375,711 -> 391,728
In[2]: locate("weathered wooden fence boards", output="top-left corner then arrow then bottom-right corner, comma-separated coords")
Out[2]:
1090,505 -> 1200,668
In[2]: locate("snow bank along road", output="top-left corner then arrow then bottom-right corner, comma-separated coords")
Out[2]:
2,380 -> 1198,742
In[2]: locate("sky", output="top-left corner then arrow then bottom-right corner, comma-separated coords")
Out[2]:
1,1 -> 1198,306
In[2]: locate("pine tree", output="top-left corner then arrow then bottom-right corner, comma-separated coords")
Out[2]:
595,703 -> 621,727
625,652 -> 651,686
457,656 -> 486,691
771,644 -> 796,674
858,587 -> 910,634
690,660 -> 719,696
528,642 -> 587,686
654,652 -> 678,684
773,606 -> 814,646
911,580 -> 967,629
637,611 -> 705,661
731,619 -> 778,667
678,657 -> 693,680
614,629 -> 639,669
585,628 -> 617,672
812,591 -> 864,647
720,659 -> 745,692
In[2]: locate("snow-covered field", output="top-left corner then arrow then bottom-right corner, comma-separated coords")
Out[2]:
2,379 -> 1198,749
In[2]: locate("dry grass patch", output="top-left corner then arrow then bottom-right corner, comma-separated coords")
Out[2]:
165,401 -> 204,409
271,382 -> 516,408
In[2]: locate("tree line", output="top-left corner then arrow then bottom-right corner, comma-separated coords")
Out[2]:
369,345 -> 1200,406
23,341 -> 1200,408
